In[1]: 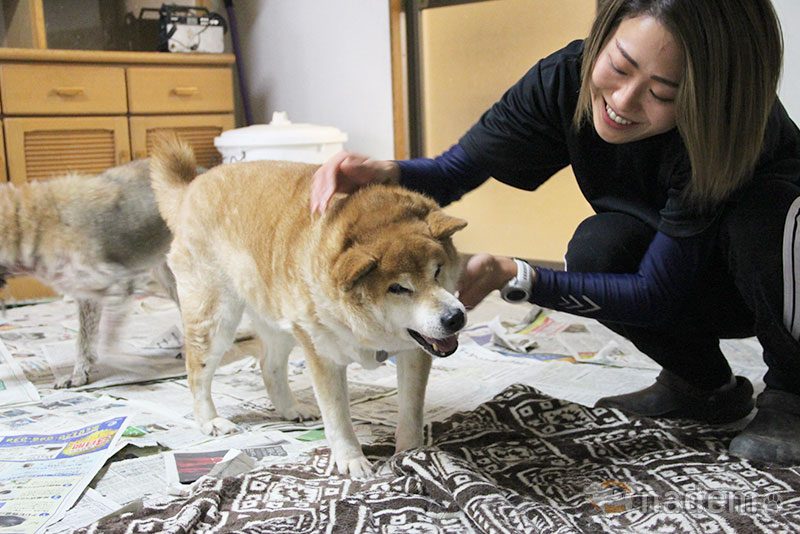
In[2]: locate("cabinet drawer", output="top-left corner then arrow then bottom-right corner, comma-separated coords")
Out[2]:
0,64 -> 127,115
127,67 -> 233,114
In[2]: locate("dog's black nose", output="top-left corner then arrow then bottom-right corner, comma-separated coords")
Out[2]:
441,308 -> 466,332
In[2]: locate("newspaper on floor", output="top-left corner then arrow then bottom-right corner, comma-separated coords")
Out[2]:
41,340 -> 186,391
0,339 -> 40,409
90,452 -> 169,506
463,305 -> 658,369
2,293 -> 251,392
42,488 -> 131,534
0,415 -> 128,534
163,430 -> 309,487
0,389 -> 213,452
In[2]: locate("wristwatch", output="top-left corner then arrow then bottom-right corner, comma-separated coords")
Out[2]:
500,258 -> 533,303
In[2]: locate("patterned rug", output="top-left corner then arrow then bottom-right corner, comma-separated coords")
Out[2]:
76,384 -> 800,533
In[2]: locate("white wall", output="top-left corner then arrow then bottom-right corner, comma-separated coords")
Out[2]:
775,0 -> 800,122
232,1 -> 395,159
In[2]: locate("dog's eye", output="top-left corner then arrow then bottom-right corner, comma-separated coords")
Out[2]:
435,264 -> 442,279
388,283 -> 411,295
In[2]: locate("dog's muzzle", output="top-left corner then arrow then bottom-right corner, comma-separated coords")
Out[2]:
408,307 -> 466,358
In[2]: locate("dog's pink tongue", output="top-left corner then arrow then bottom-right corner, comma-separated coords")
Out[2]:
424,334 -> 458,354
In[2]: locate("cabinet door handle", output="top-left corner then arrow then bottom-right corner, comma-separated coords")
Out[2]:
172,86 -> 199,96
54,86 -> 85,96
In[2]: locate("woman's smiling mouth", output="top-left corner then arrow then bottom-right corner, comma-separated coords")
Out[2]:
604,101 -> 633,126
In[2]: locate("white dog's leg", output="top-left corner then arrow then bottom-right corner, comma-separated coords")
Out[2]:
247,312 -> 319,421
56,298 -> 101,388
96,282 -> 134,355
294,326 -> 371,478
181,287 -> 244,436
395,349 -> 432,452
151,261 -> 180,305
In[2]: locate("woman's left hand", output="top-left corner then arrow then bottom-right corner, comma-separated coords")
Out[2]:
456,253 -> 519,309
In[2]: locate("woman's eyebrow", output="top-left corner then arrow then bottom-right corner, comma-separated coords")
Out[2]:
615,39 -> 679,88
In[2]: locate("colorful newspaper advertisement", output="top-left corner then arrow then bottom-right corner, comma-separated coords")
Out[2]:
0,416 -> 128,534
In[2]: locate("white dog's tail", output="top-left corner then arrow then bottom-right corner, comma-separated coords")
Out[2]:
150,133 -> 197,232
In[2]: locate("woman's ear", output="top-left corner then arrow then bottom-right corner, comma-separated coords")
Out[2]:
427,210 -> 468,240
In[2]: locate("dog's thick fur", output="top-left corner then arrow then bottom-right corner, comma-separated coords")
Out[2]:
0,159 -> 177,387
151,135 -> 467,477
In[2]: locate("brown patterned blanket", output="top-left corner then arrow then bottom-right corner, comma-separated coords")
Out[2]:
76,384 -> 800,533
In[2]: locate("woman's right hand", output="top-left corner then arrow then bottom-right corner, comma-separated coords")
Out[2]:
310,151 -> 400,213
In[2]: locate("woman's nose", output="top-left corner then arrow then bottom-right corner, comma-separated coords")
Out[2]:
614,81 -> 644,113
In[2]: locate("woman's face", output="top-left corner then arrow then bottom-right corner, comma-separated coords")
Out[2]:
590,15 -> 684,144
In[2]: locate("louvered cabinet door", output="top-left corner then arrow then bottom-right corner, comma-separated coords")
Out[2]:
129,114 -> 234,170
4,117 -> 131,185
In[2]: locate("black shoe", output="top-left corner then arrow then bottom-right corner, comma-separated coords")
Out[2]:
595,370 -> 754,424
729,390 -> 800,465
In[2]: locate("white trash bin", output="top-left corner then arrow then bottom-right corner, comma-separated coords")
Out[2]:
214,111 -> 348,164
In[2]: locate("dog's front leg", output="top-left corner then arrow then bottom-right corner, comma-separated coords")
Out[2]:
395,349 -> 432,452
294,326 -> 372,478
57,298 -> 101,388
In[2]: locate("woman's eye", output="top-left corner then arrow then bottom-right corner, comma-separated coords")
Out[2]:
388,283 -> 411,294
650,91 -> 674,103
610,59 -> 626,75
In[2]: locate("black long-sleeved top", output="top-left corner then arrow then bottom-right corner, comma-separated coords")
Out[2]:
397,39 -> 800,327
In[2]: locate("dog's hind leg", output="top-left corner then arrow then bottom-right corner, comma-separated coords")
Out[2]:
56,298 -> 101,388
247,312 -> 319,422
394,349 -> 432,452
151,261 -> 180,306
180,284 -> 244,436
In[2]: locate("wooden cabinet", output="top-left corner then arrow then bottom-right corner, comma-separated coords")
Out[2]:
0,48 -> 237,301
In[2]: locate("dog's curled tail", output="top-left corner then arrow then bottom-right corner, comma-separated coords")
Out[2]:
150,132 -> 197,232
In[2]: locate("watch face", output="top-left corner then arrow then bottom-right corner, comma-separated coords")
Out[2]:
504,288 -> 528,302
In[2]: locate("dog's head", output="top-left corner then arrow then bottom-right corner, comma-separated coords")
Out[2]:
324,185 -> 468,357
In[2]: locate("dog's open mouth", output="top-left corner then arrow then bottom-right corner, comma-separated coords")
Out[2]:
408,329 -> 459,357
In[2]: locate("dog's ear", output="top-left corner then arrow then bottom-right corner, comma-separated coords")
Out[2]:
427,210 -> 468,240
333,247 -> 378,291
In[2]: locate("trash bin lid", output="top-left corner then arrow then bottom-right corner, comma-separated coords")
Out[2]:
214,111 -> 348,148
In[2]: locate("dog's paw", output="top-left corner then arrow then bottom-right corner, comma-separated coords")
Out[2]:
200,417 -> 239,436
336,454 -> 373,479
54,371 -> 89,389
280,403 -> 320,422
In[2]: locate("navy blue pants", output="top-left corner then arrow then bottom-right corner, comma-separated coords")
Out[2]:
564,180 -> 800,394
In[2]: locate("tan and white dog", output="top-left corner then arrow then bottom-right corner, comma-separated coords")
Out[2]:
0,159 -> 177,388
151,135 -> 467,477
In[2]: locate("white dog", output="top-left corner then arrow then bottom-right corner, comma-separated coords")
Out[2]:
0,159 -> 177,387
